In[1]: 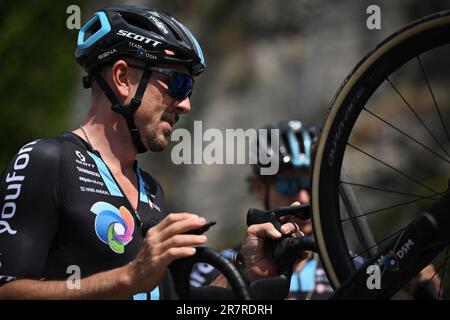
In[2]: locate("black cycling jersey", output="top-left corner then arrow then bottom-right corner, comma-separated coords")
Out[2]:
0,132 -> 177,299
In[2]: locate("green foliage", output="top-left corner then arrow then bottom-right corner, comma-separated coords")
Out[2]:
0,0 -> 83,170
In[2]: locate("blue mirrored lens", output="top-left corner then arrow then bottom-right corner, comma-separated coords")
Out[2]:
169,72 -> 193,101
274,176 -> 310,197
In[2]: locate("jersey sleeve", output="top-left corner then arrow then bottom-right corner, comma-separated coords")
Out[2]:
0,139 -> 61,285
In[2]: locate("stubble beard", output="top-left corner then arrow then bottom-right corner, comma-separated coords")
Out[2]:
143,125 -> 170,152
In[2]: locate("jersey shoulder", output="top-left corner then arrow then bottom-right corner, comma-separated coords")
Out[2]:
1,138 -> 64,181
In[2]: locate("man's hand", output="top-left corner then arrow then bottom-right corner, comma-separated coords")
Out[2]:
240,202 -> 303,282
404,264 -> 441,299
124,213 -> 208,293
0,213 -> 208,300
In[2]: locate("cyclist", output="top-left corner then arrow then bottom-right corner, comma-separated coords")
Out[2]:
0,6 -> 300,299
190,119 -> 442,299
190,120 -> 334,299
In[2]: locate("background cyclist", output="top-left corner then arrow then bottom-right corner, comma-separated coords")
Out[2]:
191,119 -> 334,299
190,119 -> 442,299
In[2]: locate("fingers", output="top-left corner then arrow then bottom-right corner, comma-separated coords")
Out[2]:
128,212 -> 209,292
149,213 -> 206,242
280,221 -> 300,235
161,247 -> 198,262
159,234 -> 207,253
248,220 -> 303,240
279,201 -> 311,235
248,222 -> 282,239
151,213 -> 201,232
156,233 -> 207,266
144,213 -> 208,265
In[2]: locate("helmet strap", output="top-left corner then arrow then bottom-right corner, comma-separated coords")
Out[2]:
93,70 -> 151,154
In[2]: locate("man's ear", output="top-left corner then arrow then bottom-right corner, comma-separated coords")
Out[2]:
110,60 -> 132,100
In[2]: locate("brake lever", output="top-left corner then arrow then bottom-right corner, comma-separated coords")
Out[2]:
246,204 -> 310,227
272,204 -> 310,220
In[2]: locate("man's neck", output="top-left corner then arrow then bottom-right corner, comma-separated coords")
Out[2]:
74,114 -> 138,172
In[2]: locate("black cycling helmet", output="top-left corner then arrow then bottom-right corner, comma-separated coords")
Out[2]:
75,6 -> 206,153
251,120 -> 319,209
253,120 -> 318,174
76,5 -> 205,78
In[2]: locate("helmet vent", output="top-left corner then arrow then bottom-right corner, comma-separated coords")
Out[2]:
119,11 -> 164,36
83,20 -> 101,43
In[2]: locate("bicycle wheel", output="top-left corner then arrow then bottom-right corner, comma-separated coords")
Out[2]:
312,10 -> 450,298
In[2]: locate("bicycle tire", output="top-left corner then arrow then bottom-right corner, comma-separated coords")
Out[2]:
311,10 -> 450,292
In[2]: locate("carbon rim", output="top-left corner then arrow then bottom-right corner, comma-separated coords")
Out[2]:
312,10 -> 450,298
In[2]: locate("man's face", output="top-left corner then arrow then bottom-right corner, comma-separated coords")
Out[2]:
269,170 -> 312,235
254,168 -> 313,235
133,64 -> 192,152
267,169 -> 310,208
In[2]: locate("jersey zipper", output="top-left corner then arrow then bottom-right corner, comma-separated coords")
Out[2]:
95,153 -> 144,241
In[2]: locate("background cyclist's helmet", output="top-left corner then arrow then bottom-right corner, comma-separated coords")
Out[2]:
75,5 -> 206,81
253,120 -> 319,175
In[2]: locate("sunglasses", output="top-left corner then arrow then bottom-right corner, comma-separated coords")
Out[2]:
149,67 -> 194,101
273,176 -> 310,197
128,64 -> 194,101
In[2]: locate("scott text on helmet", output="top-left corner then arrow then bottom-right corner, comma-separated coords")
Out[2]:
116,29 -> 162,47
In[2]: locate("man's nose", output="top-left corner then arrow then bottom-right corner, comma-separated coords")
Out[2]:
175,97 -> 191,114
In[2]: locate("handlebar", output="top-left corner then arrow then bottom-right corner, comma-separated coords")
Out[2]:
145,205 -> 316,300
170,246 -> 251,300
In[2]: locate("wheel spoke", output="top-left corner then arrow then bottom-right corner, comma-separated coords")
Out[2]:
363,107 -> 450,164
341,181 -> 437,199
417,56 -> 450,148
341,191 -> 443,222
350,227 -> 407,261
347,143 -> 439,194
387,77 -> 450,159
415,247 -> 450,300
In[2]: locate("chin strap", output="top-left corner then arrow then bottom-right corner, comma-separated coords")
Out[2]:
87,70 -> 152,154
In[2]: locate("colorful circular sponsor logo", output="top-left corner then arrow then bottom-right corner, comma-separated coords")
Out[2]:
90,201 -> 135,254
